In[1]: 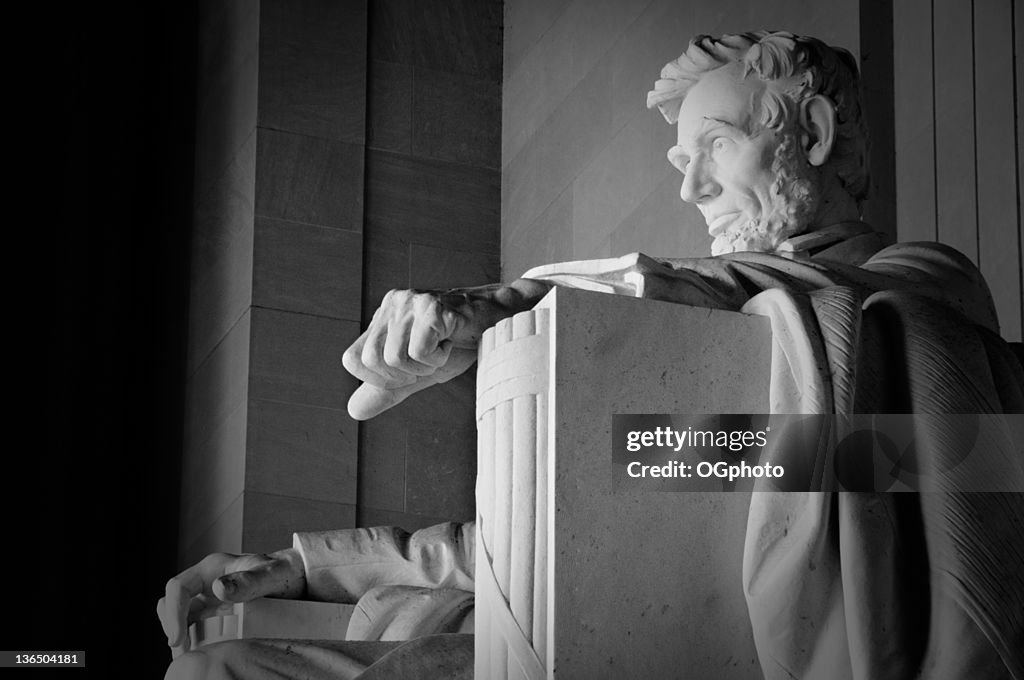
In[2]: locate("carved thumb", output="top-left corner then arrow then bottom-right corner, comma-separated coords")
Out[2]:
347,382 -> 425,420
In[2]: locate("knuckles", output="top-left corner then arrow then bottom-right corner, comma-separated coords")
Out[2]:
382,289 -> 440,317
382,288 -> 413,309
375,290 -> 446,334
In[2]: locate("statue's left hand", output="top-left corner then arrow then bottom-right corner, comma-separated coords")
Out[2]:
156,549 -> 305,657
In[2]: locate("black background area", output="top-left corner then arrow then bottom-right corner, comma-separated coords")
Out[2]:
32,1 -> 198,675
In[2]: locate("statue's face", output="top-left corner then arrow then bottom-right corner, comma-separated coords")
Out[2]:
669,62 -> 817,254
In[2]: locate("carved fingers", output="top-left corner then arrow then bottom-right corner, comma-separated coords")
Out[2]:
342,289 -> 477,419
157,549 -> 305,658
346,290 -> 460,385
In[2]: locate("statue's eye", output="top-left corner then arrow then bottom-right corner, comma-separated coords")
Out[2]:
712,137 -> 731,152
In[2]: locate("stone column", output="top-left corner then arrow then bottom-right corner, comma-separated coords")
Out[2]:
180,0 -> 367,565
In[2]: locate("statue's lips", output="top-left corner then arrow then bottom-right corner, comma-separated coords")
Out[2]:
705,212 -> 742,237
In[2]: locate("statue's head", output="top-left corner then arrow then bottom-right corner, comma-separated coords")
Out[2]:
647,32 -> 869,255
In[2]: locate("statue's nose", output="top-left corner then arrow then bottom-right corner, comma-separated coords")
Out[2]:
679,163 -> 717,204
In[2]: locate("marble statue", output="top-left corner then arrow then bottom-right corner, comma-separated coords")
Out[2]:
159,31 -> 1024,680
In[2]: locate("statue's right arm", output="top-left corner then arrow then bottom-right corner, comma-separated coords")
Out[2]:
343,279 -> 553,420
156,522 -> 476,656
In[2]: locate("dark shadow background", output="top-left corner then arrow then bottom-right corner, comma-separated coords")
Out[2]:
38,1 -> 197,675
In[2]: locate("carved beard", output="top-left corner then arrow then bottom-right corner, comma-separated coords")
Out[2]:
710,133 -> 820,256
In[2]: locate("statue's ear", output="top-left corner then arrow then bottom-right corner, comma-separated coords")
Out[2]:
799,95 -> 836,166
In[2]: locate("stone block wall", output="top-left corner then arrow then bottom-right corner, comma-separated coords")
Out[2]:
357,0 -> 501,531
894,0 -> 1023,342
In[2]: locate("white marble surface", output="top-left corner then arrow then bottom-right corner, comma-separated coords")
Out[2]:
477,286 -> 772,679
189,598 -> 355,648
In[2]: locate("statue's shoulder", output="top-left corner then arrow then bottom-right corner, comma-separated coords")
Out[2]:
865,240 -> 1000,331
865,240 -> 985,280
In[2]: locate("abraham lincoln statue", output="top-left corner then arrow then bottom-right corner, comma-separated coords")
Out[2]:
160,31 -> 1024,680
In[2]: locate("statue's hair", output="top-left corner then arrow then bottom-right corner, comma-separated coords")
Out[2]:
647,31 -> 870,202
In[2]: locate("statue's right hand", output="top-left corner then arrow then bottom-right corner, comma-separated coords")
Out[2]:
157,549 -> 305,658
342,289 -> 479,420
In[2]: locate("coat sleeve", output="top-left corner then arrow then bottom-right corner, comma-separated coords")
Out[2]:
292,521 -> 475,603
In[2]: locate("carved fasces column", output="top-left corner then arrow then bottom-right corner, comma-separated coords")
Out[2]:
475,307 -> 550,680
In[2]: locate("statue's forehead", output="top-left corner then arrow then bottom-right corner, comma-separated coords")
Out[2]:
675,63 -> 764,139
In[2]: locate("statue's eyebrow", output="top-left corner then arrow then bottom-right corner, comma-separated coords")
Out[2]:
702,114 -> 756,137
701,116 -> 742,132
